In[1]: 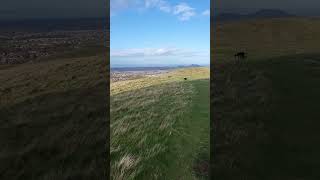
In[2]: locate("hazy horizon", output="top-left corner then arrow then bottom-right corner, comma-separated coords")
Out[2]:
111,62 -> 210,68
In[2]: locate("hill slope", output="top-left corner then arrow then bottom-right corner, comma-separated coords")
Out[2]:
216,9 -> 294,22
111,68 -> 210,179
213,17 -> 320,179
215,17 -> 320,61
0,54 -> 108,179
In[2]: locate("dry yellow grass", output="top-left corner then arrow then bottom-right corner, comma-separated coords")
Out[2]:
110,67 -> 210,95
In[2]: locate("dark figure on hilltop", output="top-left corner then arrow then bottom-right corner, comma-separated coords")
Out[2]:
184,77 -> 187,80
234,52 -> 247,63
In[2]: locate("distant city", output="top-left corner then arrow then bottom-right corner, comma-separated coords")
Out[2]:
0,18 -> 107,65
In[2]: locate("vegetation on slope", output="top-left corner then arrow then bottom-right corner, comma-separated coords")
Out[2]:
0,54 -> 108,180
111,67 -> 210,179
111,67 -> 209,95
215,17 -> 320,61
213,17 -> 320,179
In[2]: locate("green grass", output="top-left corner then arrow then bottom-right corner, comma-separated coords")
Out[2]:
215,17 -> 320,61
253,56 -> 320,178
111,68 -> 209,179
213,17 -> 320,179
0,54 -> 108,179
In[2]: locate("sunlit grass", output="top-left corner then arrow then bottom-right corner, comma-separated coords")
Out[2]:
111,67 -> 210,179
111,67 -> 209,95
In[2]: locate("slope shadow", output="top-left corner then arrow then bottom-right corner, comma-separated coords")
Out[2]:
0,83 -> 108,180
212,53 -> 320,179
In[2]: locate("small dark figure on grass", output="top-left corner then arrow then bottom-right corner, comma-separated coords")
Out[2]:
184,77 -> 188,80
234,52 -> 247,63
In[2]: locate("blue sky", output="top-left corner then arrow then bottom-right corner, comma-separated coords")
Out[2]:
110,0 -> 210,67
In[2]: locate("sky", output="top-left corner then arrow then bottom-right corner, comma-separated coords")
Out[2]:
0,0 -> 106,19
1,0 -> 320,19
110,0 -> 210,67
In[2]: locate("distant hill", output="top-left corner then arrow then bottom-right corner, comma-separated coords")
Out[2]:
111,64 -> 203,72
250,9 -> 294,18
177,64 -> 201,68
216,9 -> 294,22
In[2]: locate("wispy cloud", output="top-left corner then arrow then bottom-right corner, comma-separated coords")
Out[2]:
173,3 -> 196,21
111,0 -> 199,21
111,47 -> 205,57
202,9 -> 210,16
144,0 -> 171,13
144,1 -> 196,21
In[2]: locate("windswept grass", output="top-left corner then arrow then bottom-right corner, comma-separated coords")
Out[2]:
0,54 -> 108,180
0,55 -> 107,107
213,17 -> 320,179
215,17 -> 320,61
111,67 -> 210,179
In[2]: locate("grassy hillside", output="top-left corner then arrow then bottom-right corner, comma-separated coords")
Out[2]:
111,67 -> 210,179
215,17 -> 320,61
213,17 -> 320,179
111,67 -> 209,95
0,54 -> 108,179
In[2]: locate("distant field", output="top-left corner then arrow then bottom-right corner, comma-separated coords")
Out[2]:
111,67 -> 210,179
111,67 -> 209,95
213,17 -> 320,179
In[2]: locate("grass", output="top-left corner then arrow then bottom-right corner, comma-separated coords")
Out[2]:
213,17 -> 320,179
215,17 -> 320,61
111,67 -> 209,95
255,56 -> 320,178
0,53 -> 108,179
111,67 -> 210,179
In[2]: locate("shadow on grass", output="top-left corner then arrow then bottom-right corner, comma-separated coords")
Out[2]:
212,53 -> 320,179
0,82 -> 108,180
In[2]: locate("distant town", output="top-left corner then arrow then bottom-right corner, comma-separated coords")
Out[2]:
0,18 -> 107,65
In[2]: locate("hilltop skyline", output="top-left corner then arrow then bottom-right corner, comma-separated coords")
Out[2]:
215,0 -> 320,16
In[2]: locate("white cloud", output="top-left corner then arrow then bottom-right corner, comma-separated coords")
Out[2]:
202,9 -> 210,16
158,3 -> 171,13
144,0 -> 171,13
111,0 -> 200,21
173,3 -> 196,21
111,47 -> 201,57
